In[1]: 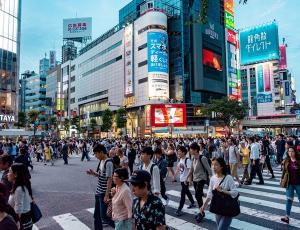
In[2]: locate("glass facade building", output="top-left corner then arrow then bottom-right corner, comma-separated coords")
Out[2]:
0,0 -> 21,117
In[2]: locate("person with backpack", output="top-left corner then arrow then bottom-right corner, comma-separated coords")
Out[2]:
139,147 -> 161,196
175,146 -> 196,216
153,148 -> 169,205
87,144 -> 114,230
187,142 -> 212,222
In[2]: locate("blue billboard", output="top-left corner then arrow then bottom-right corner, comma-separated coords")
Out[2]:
148,32 -> 169,74
240,22 -> 279,65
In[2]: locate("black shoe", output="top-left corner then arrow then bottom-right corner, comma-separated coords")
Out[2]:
175,210 -> 183,216
244,181 -> 252,185
195,212 -> 205,223
187,203 -> 196,209
256,182 -> 264,185
281,216 -> 289,224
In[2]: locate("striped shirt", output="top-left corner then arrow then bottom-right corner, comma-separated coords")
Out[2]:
96,158 -> 113,195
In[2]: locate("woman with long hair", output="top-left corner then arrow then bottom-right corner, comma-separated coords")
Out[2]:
166,143 -> 177,182
200,157 -> 238,230
281,147 -> 300,224
8,163 -> 33,230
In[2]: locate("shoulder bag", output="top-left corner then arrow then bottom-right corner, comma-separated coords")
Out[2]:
31,200 -> 42,223
209,176 -> 240,217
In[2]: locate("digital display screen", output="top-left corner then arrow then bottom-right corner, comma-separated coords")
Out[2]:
203,48 -> 222,71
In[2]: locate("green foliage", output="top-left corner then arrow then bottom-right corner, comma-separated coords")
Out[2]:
17,112 -> 26,128
27,110 -> 40,124
115,108 -> 127,129
90,118 -> 98,131
64,118 -> 70,132
49,117 -> 58,129
101,109 -> 113,132
202,98 -> 249,128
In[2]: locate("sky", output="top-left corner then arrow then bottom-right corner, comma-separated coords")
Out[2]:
20,0 -> 300,98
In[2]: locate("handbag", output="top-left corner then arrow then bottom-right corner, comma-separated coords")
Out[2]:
31,202 -> 42,223
209,176 -> 240,217
280,171 -> 289,188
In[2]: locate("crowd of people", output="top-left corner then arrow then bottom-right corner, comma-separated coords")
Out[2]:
0,134 -> 299,230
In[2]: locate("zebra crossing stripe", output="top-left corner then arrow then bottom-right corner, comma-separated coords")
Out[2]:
166,193 -> 272,230
245,184 -> 286,192
251,179 -> 280,185
166,214 -> 208,230
53,213 -> 91,230
33,225 -> 39,230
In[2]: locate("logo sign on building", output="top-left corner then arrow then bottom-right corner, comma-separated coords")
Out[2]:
224,0 -> 234,14
227,43 -> 238,98
205,23 -> 219,40
63,18 -> 92,40
279,45 -> 287,70
285,81 -> 290,96
256,63 -> 273,103
0,115 -> 15,123
124,24 -> 134,96
148,32 -> 169,74
150,104 -> 187,128
240,22 -> 279,65
225,11 -> 234,30
227,29 -> 237,45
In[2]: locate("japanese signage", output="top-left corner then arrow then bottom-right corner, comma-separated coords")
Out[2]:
224,0 -> 234,14
150,104 -> 187,128
225,11 -> 234,30
205,23 -> 219,40
63,18 -> 92,40
227,29 -> 237,45
256,63 -> 273,103
285,81 -> 290,97
279,45 -> 287,70
148,73 -> 169,99
240,22 -> 279,65
147,32 -> 169,74
0,114 -> 15,123
124,24 -> 134,96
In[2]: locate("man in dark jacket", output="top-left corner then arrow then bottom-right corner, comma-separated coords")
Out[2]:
126,142 -> 136,175
275,134 -> 286,164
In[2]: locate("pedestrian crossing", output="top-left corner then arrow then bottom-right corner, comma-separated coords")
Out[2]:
33,168 -> 300,230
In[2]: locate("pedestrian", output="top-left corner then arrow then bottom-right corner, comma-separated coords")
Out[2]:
128,170 -> 166,229
166,143 -> 177,182
0,154 -> 13,201
125,142 -> 136,175
200,157 -> 239,230
280,146 -> 300,224
111,168 -> 132,230
153,148 -> 169,205
228,138 -> 242,187
87,144 -> 114,230
276,134 -> 286,164
61,141 -> 69,165
244,137 -> 264,185
175,146 -> 196,216
116,148 -> 129,170
239,141 -> 250,184
187,142 -> 212,222
139,147 -> 161,196
261,138 -> 275,179
0,195 -> 18,230
44,143 -> 51,165
8,163 -> 33,230
81,141 -> 90,162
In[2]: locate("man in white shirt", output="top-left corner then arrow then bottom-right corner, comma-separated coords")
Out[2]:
244,137 -> 264,185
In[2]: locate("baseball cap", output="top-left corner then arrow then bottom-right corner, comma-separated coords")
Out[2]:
126,170 -> 151,184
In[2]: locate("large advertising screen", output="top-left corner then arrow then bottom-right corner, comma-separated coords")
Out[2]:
148,73 -> 169,99
279,45 -> 287,70
148,32 -> 169,74
256,63 -> 273,103
124,24 -> 134,96
203,48 -> 222,71
63,18 -> 92,40
150,104 -> 187,128
240,22 -> 279,65
225,11 -> 234,30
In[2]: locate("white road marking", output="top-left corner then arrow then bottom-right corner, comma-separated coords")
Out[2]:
53,213 -> 90,230
166,214 -> 208,230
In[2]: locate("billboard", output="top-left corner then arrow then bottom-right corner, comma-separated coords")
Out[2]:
224,0 -> 234,14
148,32 -> 169,74
279,45 -> 287,70
284,81 -> 290,97
240,22 -> 279,65
150,104 -> 187,128
203,48 -> 222,71
225,11 -> 234,30
256,63 -> 272,103
148,73 -> 169,99
124,24 -> 134,96
63,17 -> 92,40
227,29 -> 237,45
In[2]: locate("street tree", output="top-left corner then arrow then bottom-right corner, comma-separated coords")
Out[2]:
49,117 -> 58,132
101,109 -> 113,133
202,97 -> 249,132
64,118 -> 70,134
27,110 -> 40,141
115,108 -> 127,129
17,112 -> 26,128
71,115 -> 81,133
90,118 -> 98,137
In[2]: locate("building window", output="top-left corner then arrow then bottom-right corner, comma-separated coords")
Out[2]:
138,60 -> 148,67
71,76 -> 75,82
78,90 -> 108,102
70,65 -> 76,72
70,98 -> 75,104
70,87 -> 75,93
138,77 -> 148,84
138,43 -> 147,51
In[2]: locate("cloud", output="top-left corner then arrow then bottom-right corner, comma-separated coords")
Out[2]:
259,0 -> 287,18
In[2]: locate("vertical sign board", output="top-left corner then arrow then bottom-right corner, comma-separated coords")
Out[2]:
224,0 -> 234,14
256,63 -> 273,103
124,24 -> 134,96
285,81 -> 290,96
147,31 -> 169,99
240,22 -> 280,65
279,45 -> 287,70
225,11 -> 235,30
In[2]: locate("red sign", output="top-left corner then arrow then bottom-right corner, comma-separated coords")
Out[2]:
227,29 -> 237,45
150,104 -> 187,128
203,49 -> 222,71
279,45 -> 287,70
224,0 -> 234,14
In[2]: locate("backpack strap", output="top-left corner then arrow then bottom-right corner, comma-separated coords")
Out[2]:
150,163 -> 156,176
219,175 -> 227,187
184,157 -> 188,168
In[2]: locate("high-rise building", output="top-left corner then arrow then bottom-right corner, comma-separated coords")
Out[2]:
39,56 -> 50,76
0,0 -> 21,124
62,40 -> 77,63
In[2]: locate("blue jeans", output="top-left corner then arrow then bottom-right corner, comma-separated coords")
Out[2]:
115,219 -> 131,230
94,194 -> 114,230
215,214 -> 232,230
286,184 -> 300,216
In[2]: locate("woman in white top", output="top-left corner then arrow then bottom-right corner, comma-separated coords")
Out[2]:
200,157 -> 238,230
8,163 -> 33,230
